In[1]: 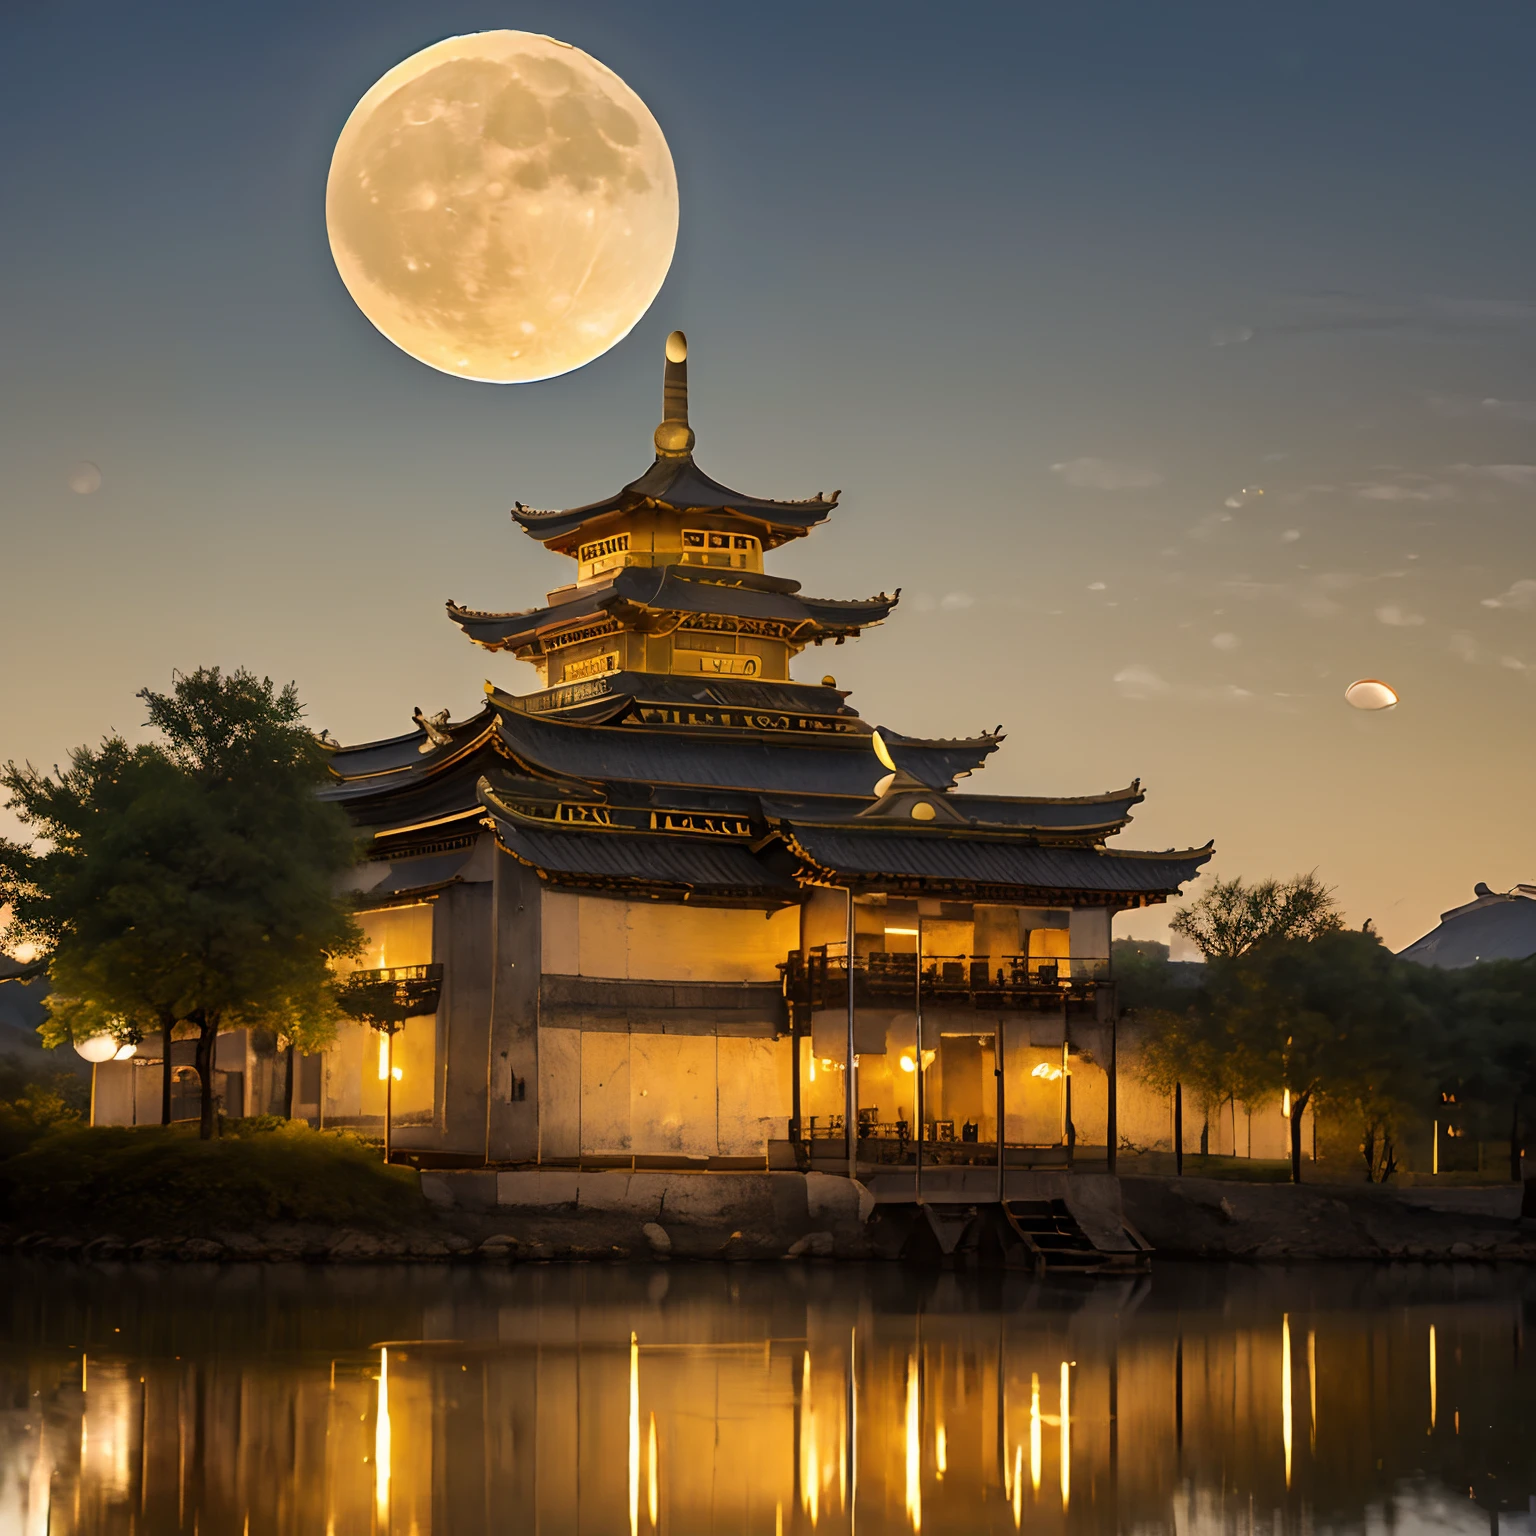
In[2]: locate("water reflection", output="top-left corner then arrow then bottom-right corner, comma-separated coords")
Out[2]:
1,1260 -> 1532,1534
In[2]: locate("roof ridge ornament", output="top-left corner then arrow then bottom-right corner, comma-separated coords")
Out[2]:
654,330 -> 696,459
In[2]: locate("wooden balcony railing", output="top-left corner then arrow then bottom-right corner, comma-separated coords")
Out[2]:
780,950 -> 1109,1011
338,963 -> 444,1025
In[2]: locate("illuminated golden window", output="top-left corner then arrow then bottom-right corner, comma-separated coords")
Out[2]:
578,533 -> 630,566
680,529 -> 759,569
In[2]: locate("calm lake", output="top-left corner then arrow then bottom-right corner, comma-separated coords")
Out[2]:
1,1258 -> 1531,1535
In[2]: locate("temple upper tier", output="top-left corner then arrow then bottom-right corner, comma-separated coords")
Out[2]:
448,332 -> 895,688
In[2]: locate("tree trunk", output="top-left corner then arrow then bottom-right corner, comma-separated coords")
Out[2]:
193,1014 -> 219,1141
1174,1083 -> 1184,1176
1289,1091 -> 1310,1184
1512,1102 -> 1524,1185
282,1042 -> 296,1120
161,1012 -> 175,1126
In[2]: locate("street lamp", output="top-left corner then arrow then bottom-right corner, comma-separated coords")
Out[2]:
74,1034 -> 120,1127
886,924 -> 925,1202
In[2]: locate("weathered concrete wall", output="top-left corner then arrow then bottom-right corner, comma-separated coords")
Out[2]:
430,878 -> 495,1154
420,1168 -> 873,1257
541,891 -> 798,982
534,1029 -> 792,1159
486,851 -> 542,1162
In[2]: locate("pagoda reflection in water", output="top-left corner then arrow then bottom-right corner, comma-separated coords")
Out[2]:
5,1262 -> 1532,1534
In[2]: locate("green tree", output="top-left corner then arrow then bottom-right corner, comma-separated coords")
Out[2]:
0,668 -> 362,1138
1171,872 -> 1344,960
1207,928 -> 1435,1183
1429,959 -> 1536,1190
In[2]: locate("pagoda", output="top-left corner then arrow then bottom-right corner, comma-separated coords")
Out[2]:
320,334 -> 1212,1168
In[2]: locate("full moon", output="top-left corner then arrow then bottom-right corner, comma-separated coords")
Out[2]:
326,32 -> 678,383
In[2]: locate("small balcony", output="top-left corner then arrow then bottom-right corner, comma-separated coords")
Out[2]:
780,950 -> 1109,1013
338,963 -> 445,1023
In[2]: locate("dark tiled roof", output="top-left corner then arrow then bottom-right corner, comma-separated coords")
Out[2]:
324,707 -> 497,780
355,849 -> 481,902
446,588 -> 608,650
447,566 -> 895,651
1398,894 -> 1536,968
782,823 -> 1212,896
511,454 -> 838,551
490,704 -> 991,798
486,813 -> 797,898
947,784 -> 1143,833
508,671 -> 857,722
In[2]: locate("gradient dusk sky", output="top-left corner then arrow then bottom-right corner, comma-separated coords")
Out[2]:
3,2 -> 1535,953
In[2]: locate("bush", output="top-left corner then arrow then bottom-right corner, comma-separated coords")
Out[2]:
0,1056 -> 88,1160
0,1120 -> 424,1235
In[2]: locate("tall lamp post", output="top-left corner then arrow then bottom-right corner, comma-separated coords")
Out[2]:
74,1035 -> 135,1126
340,963 -> 443,1165
844,887 -> 858,1181
374,1022 -> 404,1165
886,923 -> 925,1203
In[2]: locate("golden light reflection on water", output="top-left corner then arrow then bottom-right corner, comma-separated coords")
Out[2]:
375,1346 -> 390,1526
1283,1313 -> 1293,1488
630,1331 -> 640,1536
2,1261 -> 1532,1534
1059,1360 -> 1071,1512
1029,1370 -> 1042,1495
903,1354 -> 920,1532
1429,1321 -> 1438,1431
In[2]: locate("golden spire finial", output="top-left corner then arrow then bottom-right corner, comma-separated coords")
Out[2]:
654,330 -> 695,458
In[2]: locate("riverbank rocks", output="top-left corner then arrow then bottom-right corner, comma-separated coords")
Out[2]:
175,1238 -> 226,1262
1120,1176 -> 1536,1261
5,1170 -> 1534,1266
327,1230 -> 387,1261
785,1232 -> 835,1259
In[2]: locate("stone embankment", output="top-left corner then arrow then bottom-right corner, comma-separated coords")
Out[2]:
1120,1177 -> 1536,1261
1,1171 -> 1532,1265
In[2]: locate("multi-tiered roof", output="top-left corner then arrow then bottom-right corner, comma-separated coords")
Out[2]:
326,334 -> 1211,908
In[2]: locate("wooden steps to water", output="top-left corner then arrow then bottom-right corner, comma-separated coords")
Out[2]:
1000,1197 -> 1149,1275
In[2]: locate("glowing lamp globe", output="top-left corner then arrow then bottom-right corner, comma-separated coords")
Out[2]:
113,1042 -> 138,1062
74,1036 -> 119,1064
1345,679 -> 1398,711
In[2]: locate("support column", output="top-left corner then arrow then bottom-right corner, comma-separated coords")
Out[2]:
915,921 -> 925,1205
1106,999 -> 1119,1176
484,848 -> 542,1164
845,887 -> 857,1179
995,1022 -> 1006,1203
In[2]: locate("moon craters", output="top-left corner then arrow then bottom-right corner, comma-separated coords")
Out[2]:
326,32 -> 678,384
